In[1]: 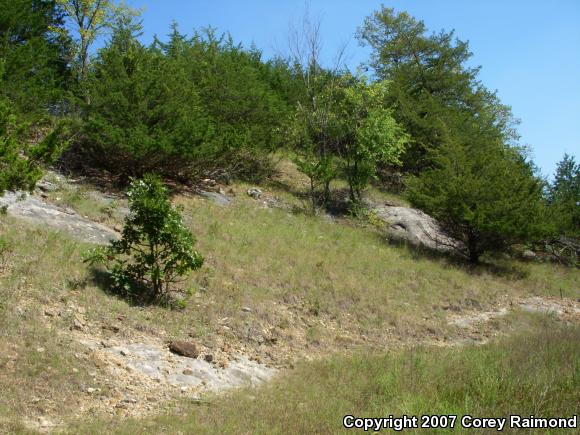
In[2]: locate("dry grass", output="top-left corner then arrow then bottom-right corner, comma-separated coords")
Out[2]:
0,168 -> 578,431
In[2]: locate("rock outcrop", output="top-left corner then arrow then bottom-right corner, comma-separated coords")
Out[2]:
371,203 -> 462,253
0,191 -> 119,245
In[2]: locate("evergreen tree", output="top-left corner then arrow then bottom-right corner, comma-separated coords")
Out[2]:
82,23 -> 213,180
54,0 -> 140,99
407,138 -> 546,263
156,26 -> 291,178
549,154 -> 580,237
85,175 -> 204,301
0,0 -> 71,115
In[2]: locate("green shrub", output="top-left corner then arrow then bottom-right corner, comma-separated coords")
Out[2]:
0,97 -> 67,195
85,175 -> 204,301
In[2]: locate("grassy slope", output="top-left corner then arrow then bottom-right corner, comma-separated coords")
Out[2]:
0,167 -> 578,432
73,315 -> 579,434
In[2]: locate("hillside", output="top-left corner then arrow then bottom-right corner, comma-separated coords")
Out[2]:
0,161 -> 578,433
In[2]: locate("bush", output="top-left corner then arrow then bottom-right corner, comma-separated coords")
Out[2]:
86,175 -> 204,301
0,97 -> 67,195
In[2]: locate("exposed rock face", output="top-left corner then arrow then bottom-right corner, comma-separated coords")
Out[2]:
198,190 -> 232,207
0,191 -> 119,245
371,204 -> 461,253
110,342 -> 275,390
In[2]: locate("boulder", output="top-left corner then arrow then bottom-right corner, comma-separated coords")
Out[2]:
169,341 -> 199,358
247,187 -> 262,199
522,250 -> 537,260
198,190 -> 232,207
371,204 -> 461,253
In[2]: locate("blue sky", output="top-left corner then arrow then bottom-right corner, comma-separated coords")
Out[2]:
124,0 -> 579,178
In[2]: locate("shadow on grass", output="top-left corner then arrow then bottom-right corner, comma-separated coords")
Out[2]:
382,235 -> 529,279
86,266 -> 162,307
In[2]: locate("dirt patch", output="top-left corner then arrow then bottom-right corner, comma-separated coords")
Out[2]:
446,296 -> 580,344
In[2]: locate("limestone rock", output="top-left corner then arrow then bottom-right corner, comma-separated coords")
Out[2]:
0,191 -> 119,245
247,188 -> 262,199
199,190 -> 232,207
371,204 -> 461,253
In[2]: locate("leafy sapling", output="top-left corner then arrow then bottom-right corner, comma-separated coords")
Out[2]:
85,175 -> 204,302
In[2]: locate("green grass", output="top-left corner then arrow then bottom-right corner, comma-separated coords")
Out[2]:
68,314 -> 580,434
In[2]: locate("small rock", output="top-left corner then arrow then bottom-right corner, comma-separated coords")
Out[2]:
522,250 -> 537,260
73,318 -> 84,330
38,417 -> 54,428
247,187 -> 262,199
182,368 -> 194,375
44,309 -> 56,317
36,180 -> 58,192
204,354 -> 214,363
86,387 -> 96,394
72,368 -> 79,373
120,349 -> 129,357
169,340 -> 199,358
36,347 -> 46,353
103,324 -> 120,333
241,306 -> 252,313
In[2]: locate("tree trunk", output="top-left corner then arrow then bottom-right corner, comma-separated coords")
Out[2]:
310,177 -> 316,214
467,231 -> 480,264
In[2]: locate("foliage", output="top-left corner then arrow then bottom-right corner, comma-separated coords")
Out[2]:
357,7 -> 519,171
287,68 -> 339,210
0,97 -> 67,195
334,77 -> 409,202
407,139 -> 547,263
78,24 -> 289,181
81,23 -> 213,180
85,175 -> 204,300
156,26 -> 291,178
283,10 -> 346,209
288,75 -> 408,206
0,0 -> 71,115
54,0 -> 140,91
548,154 -> 579,238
